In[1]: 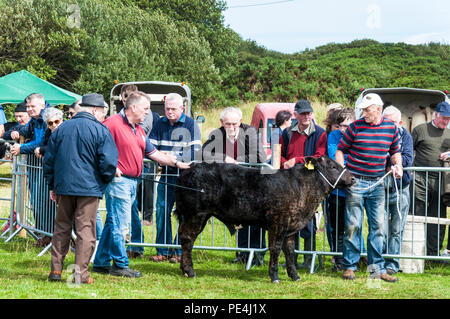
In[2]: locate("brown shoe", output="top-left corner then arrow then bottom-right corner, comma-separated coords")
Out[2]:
81,277 -> 94,284
379,273 -> 398,283
169,255 -> 181,263
150,255 -> 168,262
342,269 -> 355,280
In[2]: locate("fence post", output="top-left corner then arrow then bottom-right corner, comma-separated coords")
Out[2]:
272,144 -> 281,169
17,136 -> 27,238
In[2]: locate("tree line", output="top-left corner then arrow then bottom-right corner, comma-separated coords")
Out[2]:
0,0 -> 449,113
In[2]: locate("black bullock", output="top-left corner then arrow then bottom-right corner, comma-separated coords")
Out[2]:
175,155 -> 355,283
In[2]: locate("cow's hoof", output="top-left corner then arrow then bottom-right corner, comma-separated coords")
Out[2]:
183,270 -> 196,278
271,279 -> 281,284
292,277 -> 301,282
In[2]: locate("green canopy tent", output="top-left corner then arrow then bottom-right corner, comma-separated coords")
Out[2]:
0,70 -> 81,105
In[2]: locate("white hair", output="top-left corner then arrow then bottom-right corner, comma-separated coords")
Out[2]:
42,107 -> 63,123
165,93 -> 184,108
382,105 -> 401,122
220,107 -> 242,121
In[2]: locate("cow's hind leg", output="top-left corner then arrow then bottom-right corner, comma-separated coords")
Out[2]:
178,214 -> 209,278
268,230 -> 286,283
282,235 -> 300,281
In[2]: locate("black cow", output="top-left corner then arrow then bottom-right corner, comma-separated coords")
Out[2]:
175,155 -> 355,283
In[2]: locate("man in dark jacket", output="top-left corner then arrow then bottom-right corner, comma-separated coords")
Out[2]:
10,93 -> 53,246
2,102 -> 30,141
202,107 -> 267,266
44,93 -> 119,284
382,106 -> 413,275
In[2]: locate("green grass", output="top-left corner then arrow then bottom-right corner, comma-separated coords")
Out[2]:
1,104 -> 450,299
0,236 -> 449,299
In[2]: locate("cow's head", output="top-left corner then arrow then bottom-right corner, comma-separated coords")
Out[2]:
303,155 -> 355,188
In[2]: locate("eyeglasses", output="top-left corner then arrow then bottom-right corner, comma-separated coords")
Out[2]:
47,119 -> 61,126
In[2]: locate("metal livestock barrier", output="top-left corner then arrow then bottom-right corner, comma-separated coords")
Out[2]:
3,155 -> 450,273
0,149 -> 16,240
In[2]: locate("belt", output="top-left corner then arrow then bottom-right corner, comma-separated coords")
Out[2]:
353,174 -> 380,180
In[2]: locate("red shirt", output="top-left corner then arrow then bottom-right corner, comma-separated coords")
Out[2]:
280,125 -> 327,166
103,113 -> 156,177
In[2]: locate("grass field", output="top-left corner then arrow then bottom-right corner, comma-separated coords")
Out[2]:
0,102 -> 449,299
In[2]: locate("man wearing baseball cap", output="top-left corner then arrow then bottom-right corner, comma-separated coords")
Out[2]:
411,101 -> 450,260
336,93 -> 403,282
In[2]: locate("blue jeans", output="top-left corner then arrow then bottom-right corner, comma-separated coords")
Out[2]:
384,179 -> 410,272
96,211 -> 103,240
155,175 -> 181,257
93,176 -> 137,269
343,176 -> 387,274
126,196 -> 144,254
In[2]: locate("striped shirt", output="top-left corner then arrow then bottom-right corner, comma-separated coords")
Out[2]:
149,113 -> 202,167
338,117 -> 401,177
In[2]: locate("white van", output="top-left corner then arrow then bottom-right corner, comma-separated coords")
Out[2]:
109,81 -> 193,117
355,87 -> 450,132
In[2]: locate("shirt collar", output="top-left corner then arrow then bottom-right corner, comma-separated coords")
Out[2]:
162,112 -> 186,125
292,121 -> 315,136
226,128 -> 240,143
119,109 -> 140,128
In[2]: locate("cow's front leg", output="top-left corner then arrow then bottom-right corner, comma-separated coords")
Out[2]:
178,216 -> 204,278
268,230 -> 285,283
282,235 -> 300,281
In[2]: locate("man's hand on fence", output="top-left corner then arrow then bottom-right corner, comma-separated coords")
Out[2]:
34,147 -> 42,159
10,144 -> 20,156
391,164 -> 403,179
10,131 -> 20,141
440,151 -> 450,162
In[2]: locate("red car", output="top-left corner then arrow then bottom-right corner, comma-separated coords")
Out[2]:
250,103 -> 296,161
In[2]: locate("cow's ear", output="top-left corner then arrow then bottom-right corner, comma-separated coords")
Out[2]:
304,156 -> 318,170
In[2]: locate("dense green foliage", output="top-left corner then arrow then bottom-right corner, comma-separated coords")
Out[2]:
0,0 -> 449,111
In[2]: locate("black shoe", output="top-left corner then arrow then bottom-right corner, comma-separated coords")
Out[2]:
332,263 -> 344,272
92,266 -> 111,274
110,265 -> 142,278
48,271 -> 62,282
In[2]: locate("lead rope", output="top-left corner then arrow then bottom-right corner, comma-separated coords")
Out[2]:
318,166 -> 402,222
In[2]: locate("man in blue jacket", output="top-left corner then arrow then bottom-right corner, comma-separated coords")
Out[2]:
44,93 -> 118,284
382,105 -> 413,275
10,93 -> 53,246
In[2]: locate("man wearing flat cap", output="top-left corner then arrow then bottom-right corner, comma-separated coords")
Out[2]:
2,102 -> 31,141
411,101 -> 450,260
44,93 -> 119,284
280,99 -> 328,269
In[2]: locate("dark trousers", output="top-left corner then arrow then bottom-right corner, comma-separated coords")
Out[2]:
412,172 -> 446,256
236,225 -> 266,260
137,163 -> 156,221
327,194 -> 346,264
51,195 -> 99,281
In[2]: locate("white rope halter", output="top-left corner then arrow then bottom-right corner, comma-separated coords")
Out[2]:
316,168 -> 348,189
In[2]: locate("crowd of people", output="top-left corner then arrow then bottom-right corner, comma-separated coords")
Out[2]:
1,90 -> 449,284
